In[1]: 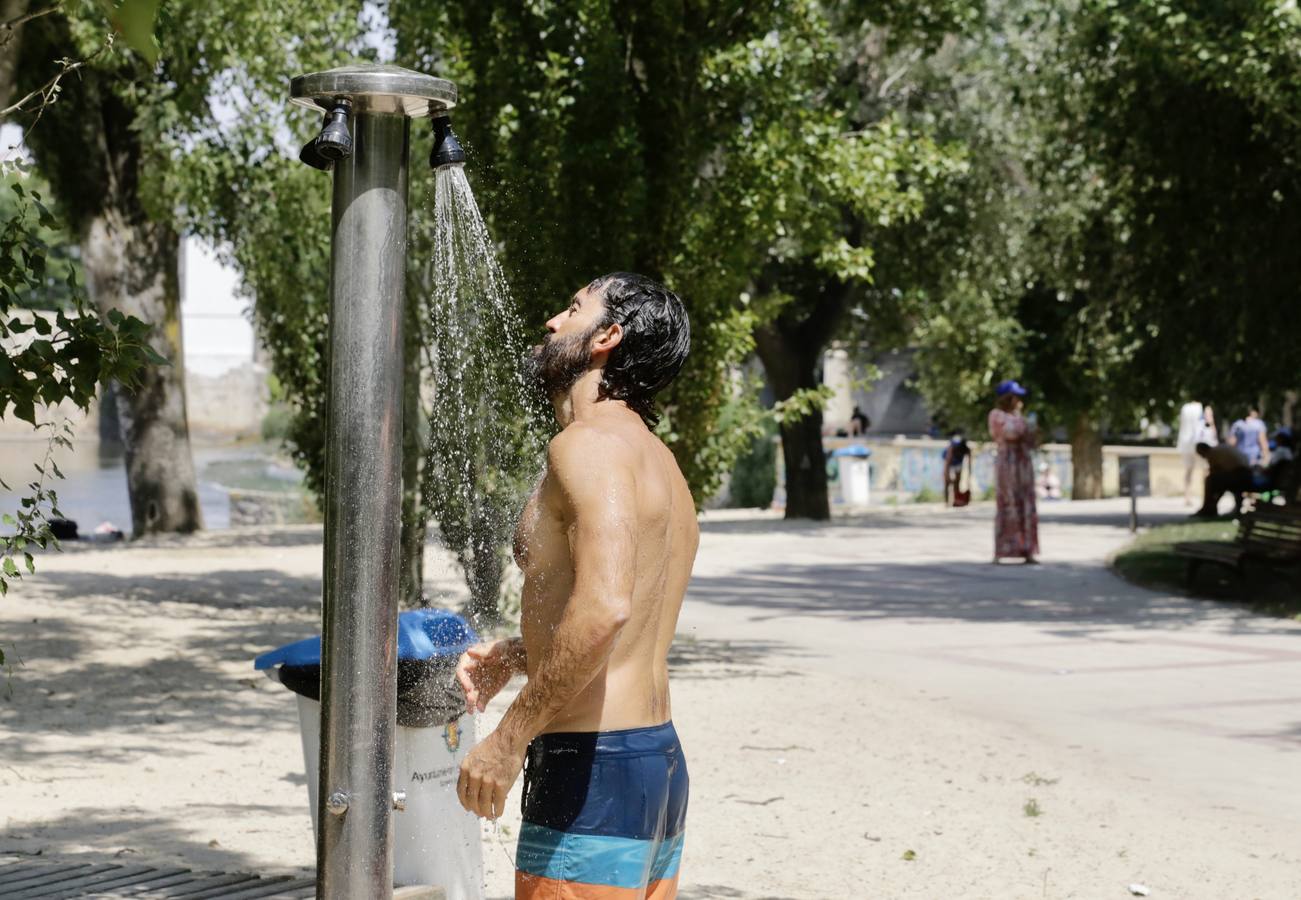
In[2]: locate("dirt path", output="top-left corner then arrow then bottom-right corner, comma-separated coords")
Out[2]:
2,500 -> 1299,898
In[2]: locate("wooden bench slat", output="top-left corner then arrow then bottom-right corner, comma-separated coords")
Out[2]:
0,863 -> 91,887
7,865 -> 122,898
29,866 -> 162,899
1176,506 -> 1301,580
85,868 -> 195,897
211,877 -> 316,899
129,872 -> 265,899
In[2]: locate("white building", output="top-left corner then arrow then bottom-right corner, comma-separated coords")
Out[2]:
178,238 -> 268,437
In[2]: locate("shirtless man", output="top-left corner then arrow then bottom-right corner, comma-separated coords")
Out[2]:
455,272 -> 698,899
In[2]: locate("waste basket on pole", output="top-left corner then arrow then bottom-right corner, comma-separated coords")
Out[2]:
255,608 -> 484,899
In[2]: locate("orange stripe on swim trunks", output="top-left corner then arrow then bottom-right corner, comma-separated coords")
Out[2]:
515,872 -> 680,899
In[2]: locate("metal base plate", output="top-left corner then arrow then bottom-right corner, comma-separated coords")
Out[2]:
291,64 -> 457,117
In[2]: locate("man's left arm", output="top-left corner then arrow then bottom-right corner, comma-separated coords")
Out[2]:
457,429 -> 636,819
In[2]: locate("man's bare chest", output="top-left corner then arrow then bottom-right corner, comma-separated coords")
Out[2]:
512,477 -> 570,577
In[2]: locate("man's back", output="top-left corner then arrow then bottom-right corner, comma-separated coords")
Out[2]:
515,410 -> 699,733
1206,443 -> 1250,473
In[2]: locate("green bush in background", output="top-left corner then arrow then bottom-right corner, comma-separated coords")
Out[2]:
729,428 -> 777,510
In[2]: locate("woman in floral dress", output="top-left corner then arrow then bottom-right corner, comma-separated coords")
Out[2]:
988,380 -> 1039,563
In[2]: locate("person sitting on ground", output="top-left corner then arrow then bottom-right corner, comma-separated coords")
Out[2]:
942,431 -> 971,506
1036,462 -> 1063,500
1191,441 -> 1252,518
1265,428 -> 1296,503
850,405 -> 871,436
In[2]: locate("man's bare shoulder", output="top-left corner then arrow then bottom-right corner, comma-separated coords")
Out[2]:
545,423 -> 638,502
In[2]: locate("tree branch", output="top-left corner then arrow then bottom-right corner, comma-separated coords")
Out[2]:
1,35 -> 111,122
0,3 -> 56,49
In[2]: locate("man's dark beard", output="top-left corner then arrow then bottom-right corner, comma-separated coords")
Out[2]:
525,325 -> 598,400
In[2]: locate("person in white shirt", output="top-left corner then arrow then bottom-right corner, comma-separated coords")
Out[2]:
1177,401 -> 1217,506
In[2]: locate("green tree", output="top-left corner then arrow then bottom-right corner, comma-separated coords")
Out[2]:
392,1 -> 974,521
1,2 -> 167,617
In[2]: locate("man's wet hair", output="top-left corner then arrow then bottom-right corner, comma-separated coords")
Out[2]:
587,272 -> 690,427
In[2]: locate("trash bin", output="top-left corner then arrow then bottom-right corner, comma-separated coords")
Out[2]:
255,608 -> 484,899
831,445 -> 872,507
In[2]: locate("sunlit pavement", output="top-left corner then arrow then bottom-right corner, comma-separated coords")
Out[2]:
660,497 -> 1301,898
4,498 -> 1299,898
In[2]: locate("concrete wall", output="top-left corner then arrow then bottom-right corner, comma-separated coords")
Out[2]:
773,434 -> 1191,509
821,346 -> 933,436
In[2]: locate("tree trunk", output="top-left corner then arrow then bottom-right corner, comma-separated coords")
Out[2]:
82,211 -> 202,535
1069,412 -> 1104,500
755,326 -> 831,520
0,0 -> 31,109
779,410 -> 831,519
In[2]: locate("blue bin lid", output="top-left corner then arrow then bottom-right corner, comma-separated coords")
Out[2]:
831,444 -> 872,458
254,608 -> 477,670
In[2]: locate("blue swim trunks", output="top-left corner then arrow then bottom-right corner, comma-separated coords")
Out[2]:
515,721 -> 688,899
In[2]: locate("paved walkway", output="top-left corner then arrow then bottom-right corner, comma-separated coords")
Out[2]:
2,498 -> 1298,898
663,498 -> 1301,899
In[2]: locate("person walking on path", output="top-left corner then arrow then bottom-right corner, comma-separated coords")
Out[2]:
989,380 -> 1039,563
1228,407 -> 1270,468
1177,401 -> 1218,505
455,273 -> 697,900
943,431 -> 972,506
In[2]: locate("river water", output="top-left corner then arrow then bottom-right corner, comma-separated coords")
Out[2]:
0,439 -> 303,533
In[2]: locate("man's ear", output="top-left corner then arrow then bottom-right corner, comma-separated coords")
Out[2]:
591,321 -> 624,358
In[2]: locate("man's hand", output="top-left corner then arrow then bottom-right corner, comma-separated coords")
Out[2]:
457,730 -> 525,820
456,638 -> 523,715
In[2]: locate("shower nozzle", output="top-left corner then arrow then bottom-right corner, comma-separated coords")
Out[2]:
430,114 -> 466,169
299,98 -> 354,171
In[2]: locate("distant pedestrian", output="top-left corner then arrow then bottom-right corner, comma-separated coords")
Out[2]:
943,431 -> 972,507
988,380 -> 1039,563
1177,401 -> 1218,506
1190,442 -> 1251,518
850,405 -> 871,436
1036,462 -> 1063,500
1229,407 -> 1270,468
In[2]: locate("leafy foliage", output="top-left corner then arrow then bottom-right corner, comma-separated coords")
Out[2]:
887,0 -> 1301,443
0,175 -> 163,597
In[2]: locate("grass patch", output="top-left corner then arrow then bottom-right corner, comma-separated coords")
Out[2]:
1112,519 -> 1301,620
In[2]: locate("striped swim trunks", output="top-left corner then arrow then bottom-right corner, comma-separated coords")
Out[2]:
515,721 -> 688,899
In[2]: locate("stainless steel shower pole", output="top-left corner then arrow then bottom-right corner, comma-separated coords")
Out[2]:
291,65 -> 457,900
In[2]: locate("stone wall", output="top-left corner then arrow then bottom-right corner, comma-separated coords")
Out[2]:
774,435 -> 1192,509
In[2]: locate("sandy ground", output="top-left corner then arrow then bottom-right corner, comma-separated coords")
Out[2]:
2,499 -> 1300,899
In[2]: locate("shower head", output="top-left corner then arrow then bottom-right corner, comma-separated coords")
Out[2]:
430,114 -> 466,169
299,98 -> 354,171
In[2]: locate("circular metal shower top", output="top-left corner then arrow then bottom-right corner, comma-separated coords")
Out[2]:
291,64 -> 457,117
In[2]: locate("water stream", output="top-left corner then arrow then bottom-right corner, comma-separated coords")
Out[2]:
417,165 -> 548,615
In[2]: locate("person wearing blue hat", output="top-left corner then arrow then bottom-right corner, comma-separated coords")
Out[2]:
988,379 -> 1040,562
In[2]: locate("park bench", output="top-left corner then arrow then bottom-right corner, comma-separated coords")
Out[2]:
1175,505 -> 1301,585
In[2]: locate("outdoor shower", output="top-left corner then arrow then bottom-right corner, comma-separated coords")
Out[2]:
299,97 -> 356,171
290,63 -> 460,899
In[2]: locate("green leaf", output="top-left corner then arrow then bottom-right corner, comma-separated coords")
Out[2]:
2,557 -> 18,577
112,0 -> 163,65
